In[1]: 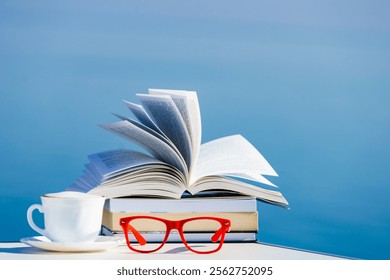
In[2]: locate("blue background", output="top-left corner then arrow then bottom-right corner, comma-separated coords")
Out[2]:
1,1 -> 389,259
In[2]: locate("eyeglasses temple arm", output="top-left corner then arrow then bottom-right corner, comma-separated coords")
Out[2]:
211,225 -> 230,243
126,224 -> 147,246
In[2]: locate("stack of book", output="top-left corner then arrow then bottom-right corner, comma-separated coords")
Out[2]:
101,194 -> 259,242
68,89 -> 288,243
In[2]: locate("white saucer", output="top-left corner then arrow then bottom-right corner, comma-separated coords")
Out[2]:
20,236 -> 124,252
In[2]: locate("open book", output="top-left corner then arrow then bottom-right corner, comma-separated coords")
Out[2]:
68,89 -> 288,206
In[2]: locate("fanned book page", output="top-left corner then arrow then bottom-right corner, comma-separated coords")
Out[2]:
192,134 -> 278,183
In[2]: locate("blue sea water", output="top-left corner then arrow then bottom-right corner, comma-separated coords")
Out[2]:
1,0 -> 389,260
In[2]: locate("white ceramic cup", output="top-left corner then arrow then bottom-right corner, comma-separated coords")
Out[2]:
27,191 -> 105,243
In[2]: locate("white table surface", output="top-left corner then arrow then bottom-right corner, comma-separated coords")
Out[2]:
0,241 -> 345,260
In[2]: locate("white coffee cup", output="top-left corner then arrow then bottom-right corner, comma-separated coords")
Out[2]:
27,191 -> 105,243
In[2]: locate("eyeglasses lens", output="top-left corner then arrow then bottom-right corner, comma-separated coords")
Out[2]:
182,219 -> 225,253
125,218 -> 168,252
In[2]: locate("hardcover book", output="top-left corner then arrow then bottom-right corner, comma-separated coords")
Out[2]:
102,210 -> 259,232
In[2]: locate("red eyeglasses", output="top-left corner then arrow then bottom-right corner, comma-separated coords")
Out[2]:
119,216 -> 231,254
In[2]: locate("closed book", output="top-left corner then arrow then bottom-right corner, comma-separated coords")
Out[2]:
101,226 -> 257,242
104,195 -> 257,213
102,209 -> 259,232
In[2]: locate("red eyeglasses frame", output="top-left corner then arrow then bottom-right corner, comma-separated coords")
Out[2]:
119,216 -> 231,254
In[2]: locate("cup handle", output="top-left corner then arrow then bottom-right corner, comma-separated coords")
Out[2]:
27,204 -> 46,237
